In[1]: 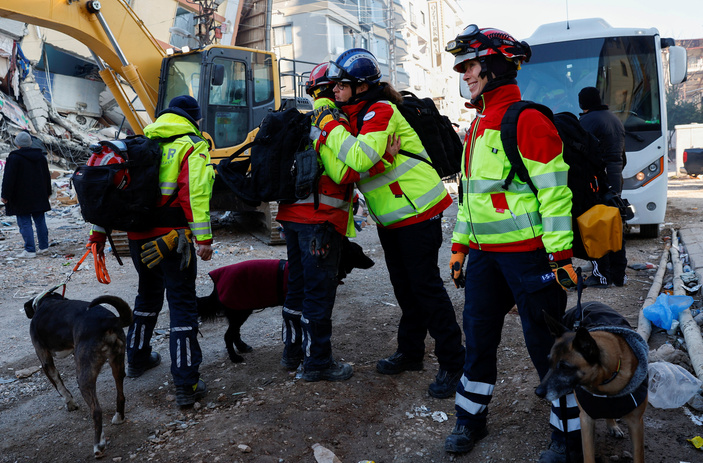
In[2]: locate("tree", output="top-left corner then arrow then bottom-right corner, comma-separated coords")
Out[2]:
666,85 -> 703,129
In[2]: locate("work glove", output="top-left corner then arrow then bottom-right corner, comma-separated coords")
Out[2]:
449,251 -> 466,288
310,225 -> 332,259
140,229 -> 193,269
549,258 -> 578,290
175,228 -> 194,271
311,107 -> 347,131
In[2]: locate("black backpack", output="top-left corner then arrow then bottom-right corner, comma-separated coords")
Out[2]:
72,134 -> 191,232
216,107 -> 321,207
500,101 -> 632,260
357,91 -> 463,179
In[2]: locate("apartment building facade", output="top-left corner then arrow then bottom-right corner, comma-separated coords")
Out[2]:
269,0 -> 470,124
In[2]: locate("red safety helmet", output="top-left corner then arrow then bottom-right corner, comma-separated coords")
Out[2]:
86,141 -> 130,189
305,63 -> 335,98
446,25 -> 531,73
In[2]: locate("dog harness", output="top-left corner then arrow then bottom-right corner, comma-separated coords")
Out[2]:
564,301 -> 650,420
575,374 -> 648,419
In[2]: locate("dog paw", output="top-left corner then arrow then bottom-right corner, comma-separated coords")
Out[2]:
93,432 -> 106,458
229,354 -> 245,363
607,423 -> 625,439
66,400 -> 79,411
236,343 -> 253,353
111,412 -> 124,425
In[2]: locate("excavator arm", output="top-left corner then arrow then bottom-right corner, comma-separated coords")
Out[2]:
0,0 -> 166,132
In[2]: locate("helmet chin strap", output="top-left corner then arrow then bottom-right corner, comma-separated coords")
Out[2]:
478,58 -> 490,79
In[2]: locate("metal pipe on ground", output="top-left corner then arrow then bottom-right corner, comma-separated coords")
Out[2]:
673,230 -> 703,382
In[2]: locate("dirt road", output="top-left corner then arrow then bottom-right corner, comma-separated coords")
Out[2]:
1,177 -> 702,462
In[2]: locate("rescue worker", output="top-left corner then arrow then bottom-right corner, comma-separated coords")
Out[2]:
444,26 -> 582,461
312,49 -> 466,399
89,95 -> 214,406
275,63 -> 360,382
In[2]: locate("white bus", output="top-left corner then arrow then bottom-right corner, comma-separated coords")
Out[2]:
517,18 -> 688,237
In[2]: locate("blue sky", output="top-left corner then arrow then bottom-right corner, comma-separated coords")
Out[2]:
456,0 -> 703,40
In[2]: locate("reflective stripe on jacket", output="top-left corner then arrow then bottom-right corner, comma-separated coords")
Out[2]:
319,97 -> 450,228
129,112 -> 215,244
277,98 -> 355,236
451,84 -> 572,257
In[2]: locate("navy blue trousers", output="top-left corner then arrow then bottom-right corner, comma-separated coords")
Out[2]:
456,248 -> 580,441
377,216 -> 465,371
280,220 -> 342,371
127,237 -> 202,387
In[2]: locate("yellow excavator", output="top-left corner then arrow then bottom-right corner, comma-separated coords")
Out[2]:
0,0 -> 309,242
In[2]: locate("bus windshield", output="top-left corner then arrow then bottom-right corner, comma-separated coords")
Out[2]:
517,36 -> 661,133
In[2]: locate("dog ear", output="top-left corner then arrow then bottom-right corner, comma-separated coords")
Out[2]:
573,327 -> 601,365
543,310 -> 568,338
24,299 -> 35,319
338,240 -> 374,283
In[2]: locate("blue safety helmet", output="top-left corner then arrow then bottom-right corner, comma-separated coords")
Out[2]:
326,48 -> 382,85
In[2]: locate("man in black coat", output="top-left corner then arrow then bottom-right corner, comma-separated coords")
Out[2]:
1,131 -> 52,258
578,87 -> 627,287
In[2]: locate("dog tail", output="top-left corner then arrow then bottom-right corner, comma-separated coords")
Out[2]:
90,295 -> 133,328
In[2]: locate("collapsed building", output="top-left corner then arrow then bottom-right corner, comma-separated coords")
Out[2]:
0,17 -> 132,170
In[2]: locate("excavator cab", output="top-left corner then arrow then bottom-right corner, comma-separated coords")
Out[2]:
157,45 -> 279,153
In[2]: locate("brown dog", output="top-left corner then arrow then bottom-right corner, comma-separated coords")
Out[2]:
535,302 -> 649,463
24,291 -> 132,458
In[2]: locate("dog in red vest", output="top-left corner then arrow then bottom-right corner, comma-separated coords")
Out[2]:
197,239 -> 373,362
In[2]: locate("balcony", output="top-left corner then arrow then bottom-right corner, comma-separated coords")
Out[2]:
396,69 -> 410,90
394,32 -> 409,58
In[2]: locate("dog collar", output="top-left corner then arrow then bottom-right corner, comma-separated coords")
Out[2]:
600,357 -> 621,386
32,284 -> 64,311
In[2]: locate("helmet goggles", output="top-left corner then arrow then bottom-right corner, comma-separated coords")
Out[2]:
445,24 -> 482,58
326,61 -> 354,82
445,24 -> 531,63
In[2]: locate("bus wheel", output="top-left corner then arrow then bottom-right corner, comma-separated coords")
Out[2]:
639,224 -> 659,238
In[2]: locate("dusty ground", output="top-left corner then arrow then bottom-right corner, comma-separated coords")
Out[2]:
1,176 -> 702,463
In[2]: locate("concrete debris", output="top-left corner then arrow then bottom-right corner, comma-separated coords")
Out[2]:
2,72 -> 132,170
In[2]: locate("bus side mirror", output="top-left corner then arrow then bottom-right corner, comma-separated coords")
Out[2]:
212,64 -> 225,86
668,46 -> 687,85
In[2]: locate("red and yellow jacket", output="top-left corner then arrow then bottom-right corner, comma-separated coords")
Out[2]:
276,98 -> 356,236
451,84 -> 573,259
317,94 -> 451,228
91,112 -> 214,245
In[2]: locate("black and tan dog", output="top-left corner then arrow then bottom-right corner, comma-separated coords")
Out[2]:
24,291 -> 132,458
536,301 -> 649,463
197,239 -> 374,363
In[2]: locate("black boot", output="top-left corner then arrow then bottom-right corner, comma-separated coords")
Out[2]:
428,368 -> 462,399
444,423 -> 488,453
376,351 -> 423,375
